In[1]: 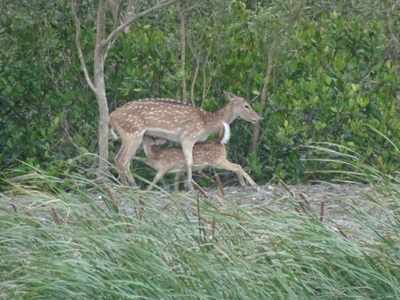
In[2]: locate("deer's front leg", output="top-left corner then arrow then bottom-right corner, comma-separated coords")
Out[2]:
182,140 -> 195,191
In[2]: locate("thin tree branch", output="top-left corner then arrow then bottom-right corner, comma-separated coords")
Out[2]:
104,35 -> 117,62
71,0 -> 97,93
94,0 -> 107,75
384,2 -> 400,58
106,0 -> 121,26
103,0 -> 177,47
187,28 -> 204,105
249,1 -> 305,152
201,62 -> 208,103
250,45 -> 275,152
122,0 -> 136,33
190,58 -> 200,105
178,0 -> 187,102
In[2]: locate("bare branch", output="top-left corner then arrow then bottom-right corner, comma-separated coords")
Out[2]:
94,0 -> 107,69
190,58 -> 200,105
103,0 -> 177,47
104,35 -> 117,62
71,0 -> 97,93
122,0 -> 136,33
178,0 -> 187,102
249,45 -> 275,153
384,1 -> 400,60
249,1 -> 305,152
201,57 -> 211,103
106,0 -> 121,26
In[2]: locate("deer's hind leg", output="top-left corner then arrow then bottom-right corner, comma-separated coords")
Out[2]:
181,140 -> 195,191
115,132 -> 144,185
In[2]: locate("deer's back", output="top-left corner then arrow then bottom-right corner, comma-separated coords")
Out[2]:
110,99 -> 204,132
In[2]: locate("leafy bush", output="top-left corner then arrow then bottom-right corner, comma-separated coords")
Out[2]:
1,2 -> 399,184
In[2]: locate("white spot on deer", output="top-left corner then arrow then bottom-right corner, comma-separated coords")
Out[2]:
220,122 -> 231,144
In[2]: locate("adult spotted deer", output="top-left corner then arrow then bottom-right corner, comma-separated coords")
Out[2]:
141,134 -> 257,190
110,92 -> 261,189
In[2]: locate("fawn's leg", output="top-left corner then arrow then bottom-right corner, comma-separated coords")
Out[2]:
236,174 -> 246,186
174,172 -> 182,191
216,160 -> 257,186
146,168 -> 169,191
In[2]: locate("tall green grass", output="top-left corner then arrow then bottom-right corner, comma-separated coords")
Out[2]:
1,159 -> 400,299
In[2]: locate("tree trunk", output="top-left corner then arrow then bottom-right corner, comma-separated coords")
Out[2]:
95,85 -> 109,178
249,49 -> 274,153
72,0 -> 178,179
94,0 -> 109,178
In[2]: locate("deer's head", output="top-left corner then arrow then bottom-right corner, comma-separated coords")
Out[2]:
224,91 -> 262,124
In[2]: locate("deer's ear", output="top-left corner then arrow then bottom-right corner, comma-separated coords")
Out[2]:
223,91 -> 235,100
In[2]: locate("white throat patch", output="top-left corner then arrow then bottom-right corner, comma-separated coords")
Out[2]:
220,122 -> 231,144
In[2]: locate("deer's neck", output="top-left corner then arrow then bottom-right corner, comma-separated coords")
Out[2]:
206,102 -> 235,128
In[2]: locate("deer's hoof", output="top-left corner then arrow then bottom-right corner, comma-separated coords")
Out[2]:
183,179 -> 193,191
126,180 -> 137,187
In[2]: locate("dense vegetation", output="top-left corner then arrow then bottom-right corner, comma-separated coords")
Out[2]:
1,158 -> 400,299
2,1 -> 400,298
1,0 -> 399,184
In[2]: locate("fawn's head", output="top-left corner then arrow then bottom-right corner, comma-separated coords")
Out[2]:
224,91 -> 262,124
142,136 -> 167,157
143,136 -> 167,147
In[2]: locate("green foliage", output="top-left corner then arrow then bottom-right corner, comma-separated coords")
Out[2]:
1,0 -> 400,184
260,12 -> 400,182
0,1 -> 96,174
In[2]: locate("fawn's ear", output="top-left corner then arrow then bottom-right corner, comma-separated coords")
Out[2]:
223,91 -> 236,101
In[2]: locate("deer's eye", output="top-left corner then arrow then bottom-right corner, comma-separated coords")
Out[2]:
244,105 -> 250,109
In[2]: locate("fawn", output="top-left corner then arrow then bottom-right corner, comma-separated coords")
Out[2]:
141,131 -> 256,190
